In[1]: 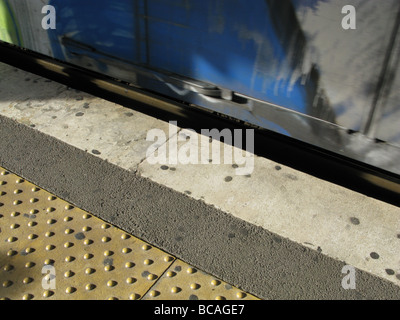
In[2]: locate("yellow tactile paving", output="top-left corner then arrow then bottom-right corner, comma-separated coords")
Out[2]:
142,260 -> 258,300
0,168 -> 175,300
0,167 -> 259,300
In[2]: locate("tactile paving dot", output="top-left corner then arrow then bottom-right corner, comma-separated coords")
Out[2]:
0,167 -> 175,300
142,260 -> 258,300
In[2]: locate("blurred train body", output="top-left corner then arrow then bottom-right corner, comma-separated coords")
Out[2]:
1,0 -> 400,177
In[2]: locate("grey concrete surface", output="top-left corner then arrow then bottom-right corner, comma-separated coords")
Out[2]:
0,115 -> 400,299
1,62 -> 399,289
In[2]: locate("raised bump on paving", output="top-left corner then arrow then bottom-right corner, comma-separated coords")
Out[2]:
142,260 -> 258,300
0,166 -> 259,300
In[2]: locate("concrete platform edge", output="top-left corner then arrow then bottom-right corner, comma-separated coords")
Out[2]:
0,115 -> 399,300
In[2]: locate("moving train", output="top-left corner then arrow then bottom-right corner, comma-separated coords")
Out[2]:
1,0 -> 399,180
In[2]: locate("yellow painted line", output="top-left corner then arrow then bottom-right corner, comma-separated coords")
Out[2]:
0,167 -> 259,300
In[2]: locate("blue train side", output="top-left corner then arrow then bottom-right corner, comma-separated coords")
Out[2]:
1,0 -> 400,175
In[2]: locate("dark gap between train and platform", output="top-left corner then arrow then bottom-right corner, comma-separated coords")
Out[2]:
0,114 -> 399,300
0,41 -> 399,208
